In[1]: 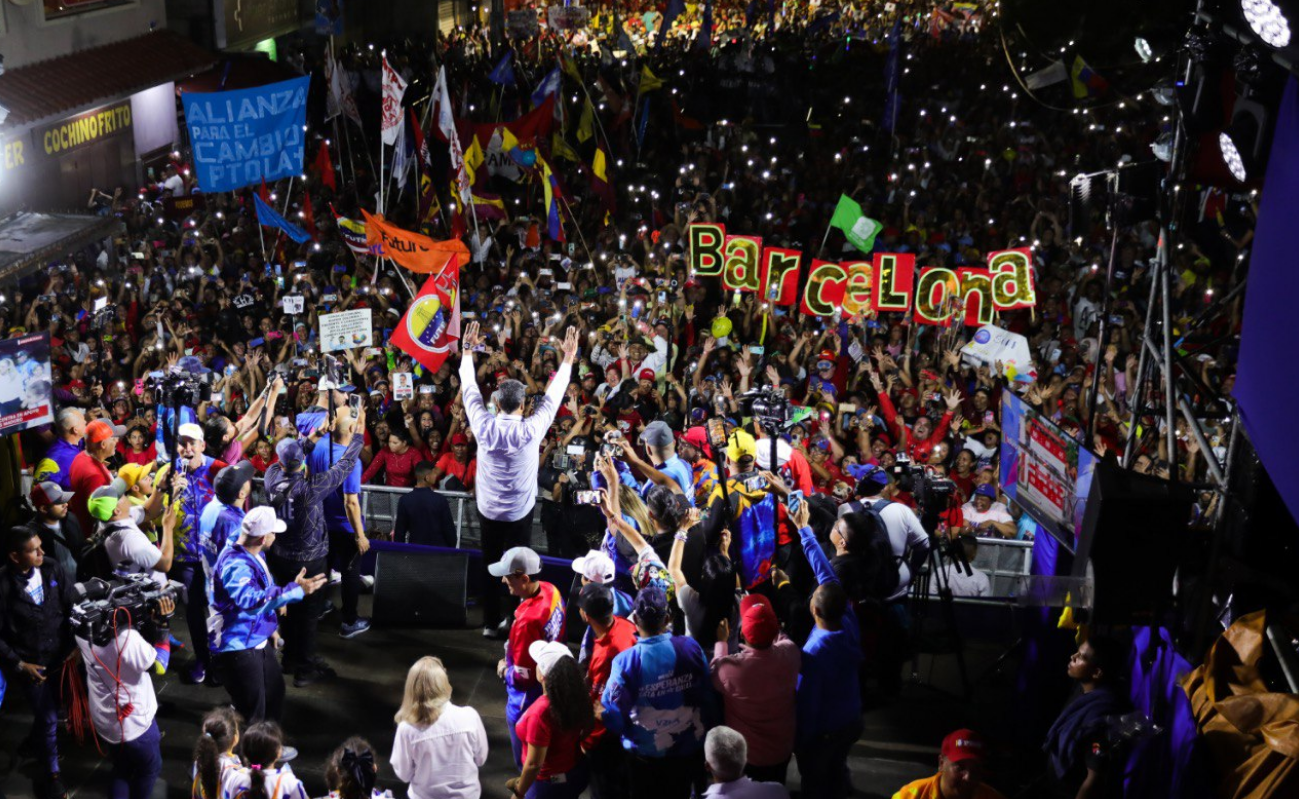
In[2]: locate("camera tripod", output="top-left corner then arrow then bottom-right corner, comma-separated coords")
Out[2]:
908,502 -> 973,701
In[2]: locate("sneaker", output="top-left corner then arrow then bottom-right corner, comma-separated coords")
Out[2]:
293,664 -> 336,688
187,662 -> 206,685
278,746 -> 299,764
46,774 -> 68,799
329,570 -> 342,585
317,601 -> 335,621
168,633 -> 186,649
339,618 -> 371,638
360,574 -> 375,590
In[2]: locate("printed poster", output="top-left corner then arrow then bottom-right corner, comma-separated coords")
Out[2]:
319,309 -> 373,353
0,333 -> 54,437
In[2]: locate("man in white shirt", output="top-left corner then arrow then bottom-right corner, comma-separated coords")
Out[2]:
930,534 -> 993,598
77,594 -> 175,799
459,320 -> 578,638
89,479 -> 177,586
961,484 -> 1015,538
703,726 -> 789,799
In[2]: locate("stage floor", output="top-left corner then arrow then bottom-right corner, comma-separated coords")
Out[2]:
0,591 -> 1042,799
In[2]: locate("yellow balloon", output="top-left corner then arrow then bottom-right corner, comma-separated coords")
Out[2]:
711,317 -> 733,338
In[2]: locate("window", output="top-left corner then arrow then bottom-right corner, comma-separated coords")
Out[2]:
43,0 -> 135,21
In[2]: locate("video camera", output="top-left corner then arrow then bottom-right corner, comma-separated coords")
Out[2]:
890,452 -> 956,524
147,369 -> 214,409
738,386 -> 791,426
70,575 -> 178,647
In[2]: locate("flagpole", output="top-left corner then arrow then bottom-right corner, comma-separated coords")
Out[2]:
557,193 -> 594,260
280,176 -> 295,219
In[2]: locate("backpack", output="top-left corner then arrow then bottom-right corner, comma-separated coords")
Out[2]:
76,522 -> 128,583
841,498 -> 902,600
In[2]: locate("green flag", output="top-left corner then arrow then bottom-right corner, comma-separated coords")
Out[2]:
829,194 -> 882,254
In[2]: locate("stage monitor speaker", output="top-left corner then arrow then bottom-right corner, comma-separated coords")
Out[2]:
1074,461 -> 1194,625
373,548 -> 469,627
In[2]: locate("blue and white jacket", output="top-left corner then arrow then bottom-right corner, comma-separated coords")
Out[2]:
209,541 -> 304,653
601,632 -> 709,758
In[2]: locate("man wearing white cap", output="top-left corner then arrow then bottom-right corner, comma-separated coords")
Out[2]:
165,421 -> 228,684
571,550 -> 633,663
210,506 -> 327,724
488,546 -> 566,768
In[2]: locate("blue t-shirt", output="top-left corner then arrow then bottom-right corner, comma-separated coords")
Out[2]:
651,455 -> 696,507
199,498 -> 245,588
306,434 -> 361,533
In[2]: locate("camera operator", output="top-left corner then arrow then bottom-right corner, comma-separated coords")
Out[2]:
0,528 -> 74,799
538,435 -> 605,559
698,429 -> 779,591
91,476 -> 177,585
836,465 -> 930,697
211,507 -> 328,724
76,593 -> 176,799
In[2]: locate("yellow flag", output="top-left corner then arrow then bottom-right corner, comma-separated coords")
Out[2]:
552,133 -> 580,163
638,65 -> 663,95
577,97 -> 595,143
464,135 -> 485,186
593,148 -> 608,183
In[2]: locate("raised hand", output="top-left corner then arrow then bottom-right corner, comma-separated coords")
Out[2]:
461,321 -> 482,353
561,326 -> 580,363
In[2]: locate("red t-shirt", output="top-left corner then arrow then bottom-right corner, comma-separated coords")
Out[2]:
117,441 -> 157,467
516,695 -> 583,779
69,451 -> 112,533
435,453 -> 477,489
583,616 -> 637,747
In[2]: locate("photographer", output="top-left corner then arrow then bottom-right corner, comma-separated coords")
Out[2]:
700,429 -> 780,591
538,435 -> 605,559
76,592 -> 176,799
0,528 -> 74,799
621,420 -> 696,505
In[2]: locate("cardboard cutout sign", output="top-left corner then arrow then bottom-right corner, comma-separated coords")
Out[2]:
722,235 -> 763,293
842,261 -> 873,317
761,248 -> 801,306
800,260 -> 848,317
989,248 -> 1037,309
689,223 -> 726,277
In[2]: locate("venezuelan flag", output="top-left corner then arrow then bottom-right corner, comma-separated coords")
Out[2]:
1070,55 -> 1109,99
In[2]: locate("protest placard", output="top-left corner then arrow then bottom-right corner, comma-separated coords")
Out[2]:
392,372 -> 414,401
319,309 -> 374,354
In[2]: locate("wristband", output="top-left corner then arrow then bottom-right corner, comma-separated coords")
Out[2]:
673,531 -> 689,543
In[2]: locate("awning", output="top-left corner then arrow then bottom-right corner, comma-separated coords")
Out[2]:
0,30 -> 217,135
0,213 -> 123,281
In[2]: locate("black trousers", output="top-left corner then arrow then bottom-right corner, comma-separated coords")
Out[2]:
745,758 -> 790,786
265,552 -> 327,673
627,750 -> 704,799
586,733 -> 628,799
477,507 -> 534,629
327,529 -> 362,624
213,646 -> 284,724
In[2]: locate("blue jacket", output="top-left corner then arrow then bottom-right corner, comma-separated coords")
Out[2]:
199,499 -> 244,586
210,542 -> 304,653
601,632 -> 709,758
795,524 -> 863,747
264,435 -> 363,561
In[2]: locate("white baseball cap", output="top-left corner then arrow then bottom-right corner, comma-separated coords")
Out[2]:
528,641 -> 573,679
178,422 -> 205,442
240,506 -> 286,540
487,546 -> 542,577
571,550 -> 615,584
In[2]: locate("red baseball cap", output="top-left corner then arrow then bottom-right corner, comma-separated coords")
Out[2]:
638,368 -> 656,382
450,433 -> 469,445
740,594 -> 779,648
677,426 -> 711,458
85,419 -> 127,445
941,729 -> 987,764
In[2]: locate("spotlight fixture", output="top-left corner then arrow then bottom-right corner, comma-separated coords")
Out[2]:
1135,37 -> 1154,62
1219,95 -> 1270,182
1241,0 -> 1292,49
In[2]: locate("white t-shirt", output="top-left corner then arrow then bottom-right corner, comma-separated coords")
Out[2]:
104,506 -> 166,585
163,174 -> 186,197
390,706 -> 489,799
77,628 -> 157,743
961,501 -> 1014,533
930,564 -> 992,598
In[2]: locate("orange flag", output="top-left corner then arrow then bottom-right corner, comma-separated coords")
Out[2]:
362,209 -> 470,274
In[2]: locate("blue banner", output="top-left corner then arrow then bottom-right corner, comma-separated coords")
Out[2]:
316,0 -> 344,35
254,194 -> 312,244
183,76 -> 310,193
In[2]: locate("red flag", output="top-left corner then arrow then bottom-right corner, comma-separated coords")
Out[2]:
390,263 -> 461,374
301,192 -> 318,239
314,142 -> 337,191
259,178 -> 270,205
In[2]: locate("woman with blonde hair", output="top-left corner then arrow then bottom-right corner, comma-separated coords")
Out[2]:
389,656 -> 489,799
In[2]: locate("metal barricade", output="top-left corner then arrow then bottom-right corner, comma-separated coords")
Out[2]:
250,479 -> 550,552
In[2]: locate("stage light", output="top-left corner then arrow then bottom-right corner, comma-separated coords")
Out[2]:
1219,95 -> 1271,182
1135,37 -> 1154,62
1241,0 -> 1292,48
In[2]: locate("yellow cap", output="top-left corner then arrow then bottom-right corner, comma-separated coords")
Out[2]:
118,461 -> 156,489
726,429 -> 757,462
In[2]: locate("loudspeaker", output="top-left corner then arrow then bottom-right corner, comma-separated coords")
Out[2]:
373,547 -> 470,627
1074,461 -> 1194,625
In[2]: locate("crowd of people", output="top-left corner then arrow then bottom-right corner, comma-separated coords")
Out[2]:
0,1 -> 1248,798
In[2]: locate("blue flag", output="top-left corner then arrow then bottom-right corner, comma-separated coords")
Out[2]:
489,51 -> 516,86
254,193 -> 312,243
531,66 -> 561,108
656,0 -> 685,50
183,76 -> 310,193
